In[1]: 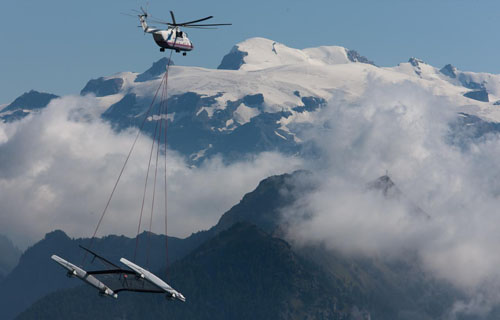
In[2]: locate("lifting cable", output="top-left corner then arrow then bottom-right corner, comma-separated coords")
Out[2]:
163,52 -> 173,280
83,52 -> 173,267
145,69 -> 167,269
133,89 -> 163,262
138,51 -> 173,269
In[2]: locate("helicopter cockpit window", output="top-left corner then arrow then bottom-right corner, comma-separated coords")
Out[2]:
176,31 -> 183,38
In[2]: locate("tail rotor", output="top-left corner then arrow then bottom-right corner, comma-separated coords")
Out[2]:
126,3 -> 152,35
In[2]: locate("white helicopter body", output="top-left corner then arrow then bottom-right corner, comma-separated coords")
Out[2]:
139,15 -> 193,53
135,10 -> 230,55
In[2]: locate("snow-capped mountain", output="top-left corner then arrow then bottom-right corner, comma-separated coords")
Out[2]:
0,90 -> 59,123
218,37 -> 375,71
4,37 -> 500,162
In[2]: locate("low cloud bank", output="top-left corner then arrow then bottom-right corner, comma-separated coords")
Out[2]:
0,95 -> 302,248
284,78 -> 500,316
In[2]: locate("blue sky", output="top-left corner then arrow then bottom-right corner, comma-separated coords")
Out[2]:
1,0 -> 499,103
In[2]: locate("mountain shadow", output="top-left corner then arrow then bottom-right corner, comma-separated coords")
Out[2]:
5,171 -> 474,319
0,230 -> 208,320
18,223 -> 362,320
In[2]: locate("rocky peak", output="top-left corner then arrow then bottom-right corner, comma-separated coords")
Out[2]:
1,90 -> 59,113
440,64 -> 457,78
408,57 -> 425,67
217,45 -> 248,70
213,170 -> 315,234
135,57 -> 174,82
346,49 -> 376,66
367,174 -> 401,198
367,175 -> 429,218
80,77 -> 124,97
43,229 -> 70,242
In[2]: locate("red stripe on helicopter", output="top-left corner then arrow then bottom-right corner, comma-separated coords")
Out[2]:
166,42 -> 193,49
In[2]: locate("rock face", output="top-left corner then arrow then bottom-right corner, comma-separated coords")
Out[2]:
213,170 -> 315,234
367,175 -> 429,218
101,93 -> 144,129
408,57 -> 425,67
449,113 -> 500,147
440,64 -> 457,78
0,90 -> 59,122
408,57 -> 425,76
135,57 -> 174,82
0,234 -> 21,278
101,89 -> 323,164
346,49 -> 376,65
464,89 -> 489,102
217,45 -> 248,70
367,174 -> 401,198
80,77 -> 124,97
1,90 -> 58,112
439,64 -> 487,91
459,76 -> 485,90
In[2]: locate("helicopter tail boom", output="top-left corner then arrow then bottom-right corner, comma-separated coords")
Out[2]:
139,15 -> 154,33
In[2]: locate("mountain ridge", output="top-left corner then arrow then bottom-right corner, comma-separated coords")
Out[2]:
18,223 -> 369,320
4,37 -> 500,164
0,90 -> 59,122
0,234 -> 21,278
3,171 -> 470,319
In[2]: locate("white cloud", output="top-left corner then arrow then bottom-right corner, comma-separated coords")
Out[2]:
0,96 -> 302,249
282,77 -> 500,315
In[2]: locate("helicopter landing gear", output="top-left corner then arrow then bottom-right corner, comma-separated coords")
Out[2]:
160,48 -> 165,52
175,49 -> 180,53
182,52 -> 187,56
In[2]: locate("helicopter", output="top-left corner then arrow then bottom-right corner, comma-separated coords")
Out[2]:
131,8 -> 231,55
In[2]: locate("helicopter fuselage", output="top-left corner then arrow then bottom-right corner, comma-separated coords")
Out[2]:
136,11 -> 229,54
152,29 -> 193,52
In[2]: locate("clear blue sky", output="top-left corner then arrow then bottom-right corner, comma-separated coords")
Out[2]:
1,0 -> 499,104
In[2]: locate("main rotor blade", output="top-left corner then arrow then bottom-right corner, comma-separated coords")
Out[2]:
170,10 -> 177,25
148,13 -> 169,23
121,12 -> 139,18
175,15 -> 213,26
148,18 -> 169,25
183,23 -> 232,26
182,25 -> 218,29
131,9 -> 147,18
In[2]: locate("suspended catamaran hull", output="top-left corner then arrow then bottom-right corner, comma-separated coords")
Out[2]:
51,255 -> 117,298
120,258 -> 186,302
51,251 -> 185,301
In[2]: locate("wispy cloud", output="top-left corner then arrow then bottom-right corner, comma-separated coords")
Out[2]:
283,76 -> 500,315
0,95 -> 302,248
